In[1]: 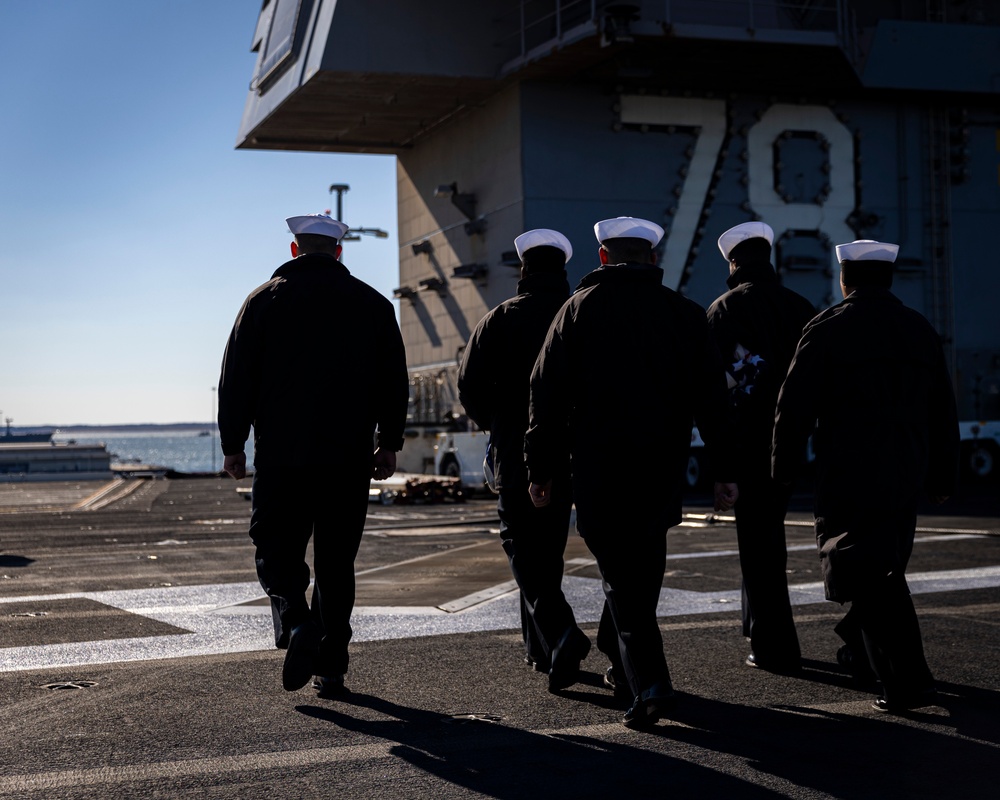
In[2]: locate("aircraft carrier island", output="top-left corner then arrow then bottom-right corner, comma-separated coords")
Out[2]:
235,0 -> 1000,482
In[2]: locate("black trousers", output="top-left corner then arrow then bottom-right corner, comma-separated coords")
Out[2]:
854,572 -> 934,702
580,510 -> 670,699
249,464 -> 371,677
734,473 -> 801,663
836,510 -> 933,702
497,475 -> 578,668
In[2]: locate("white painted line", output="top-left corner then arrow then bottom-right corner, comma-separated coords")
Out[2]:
668,533 -> 986,561
0,720 -> 665,795
3,564 -> 1000,674
0,741 -> 400,795
437,580 -> 519,612
682,512 -> 999,537
354,540 -> 495,577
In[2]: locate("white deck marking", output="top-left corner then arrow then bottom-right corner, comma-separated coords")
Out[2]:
2,551 -> 998,673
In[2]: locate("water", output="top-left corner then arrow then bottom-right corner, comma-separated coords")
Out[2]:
51,428 -> 254,474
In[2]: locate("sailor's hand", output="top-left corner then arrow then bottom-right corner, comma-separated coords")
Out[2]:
713,482 -> 738,512
372,448 -> 397,481
223,452 -> 246,480
528,480 -> 553,508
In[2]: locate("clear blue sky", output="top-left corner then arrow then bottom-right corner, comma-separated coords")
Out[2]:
0,1 -> 398,428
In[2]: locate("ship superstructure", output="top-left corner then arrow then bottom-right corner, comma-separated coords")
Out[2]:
236,0 -> 1000,478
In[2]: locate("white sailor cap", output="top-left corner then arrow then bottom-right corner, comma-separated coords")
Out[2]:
594,216 -> 664,247
285,214 -> 350,241
514,229 -> 573,262
718,221 -> 774,260
835,239 -> 899,263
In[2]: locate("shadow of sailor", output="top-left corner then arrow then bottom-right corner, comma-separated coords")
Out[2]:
656,687 -> 1000,799
297,691 -> 779,799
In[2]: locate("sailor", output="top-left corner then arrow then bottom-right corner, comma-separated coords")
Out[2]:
218,213 -> 409,698
772,238 -> 959,712
458,228 -> 590,691
526,216 -> 739,728
706,221 -> 816,673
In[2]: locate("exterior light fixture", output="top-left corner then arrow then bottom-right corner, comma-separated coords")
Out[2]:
452,263 -> 487,280
328,181 -> 388,240
354,227 -> 389,239
418,277 -> 448,297
434,182 -> 484,235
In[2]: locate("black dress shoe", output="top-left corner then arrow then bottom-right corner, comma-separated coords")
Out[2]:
872,687 -> 938,714
623,681 -> 676,729
745,653 -> 802,675
603,665 -> 617,690
603,665 -> 631,699
282,621 -> 321,691
548,627 -> 591,693
312,674 -> 347,698
524,654 -> 550,673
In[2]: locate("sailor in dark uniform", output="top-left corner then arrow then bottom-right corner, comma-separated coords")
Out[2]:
526,217 -> 738,728
218,214 -> 409,697
458,229 -> 590,692
707,221 -> 816,673
772,239 -> 959,712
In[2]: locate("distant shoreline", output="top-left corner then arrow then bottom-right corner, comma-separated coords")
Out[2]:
11,423 -> 215,435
